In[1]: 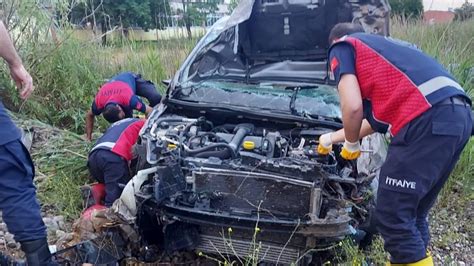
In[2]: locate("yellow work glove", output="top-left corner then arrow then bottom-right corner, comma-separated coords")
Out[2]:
317,133 -> 333,155
340,140 -> 361,160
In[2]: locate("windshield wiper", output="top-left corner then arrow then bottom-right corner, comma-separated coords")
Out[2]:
286,86 -> 318,115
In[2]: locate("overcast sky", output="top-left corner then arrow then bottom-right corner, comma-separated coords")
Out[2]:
423,0 -> 473,11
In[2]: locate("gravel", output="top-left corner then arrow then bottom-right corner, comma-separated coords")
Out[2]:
0,211 -> 69,261
429,186 -> 473,264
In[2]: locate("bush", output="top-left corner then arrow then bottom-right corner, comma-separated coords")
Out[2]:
389,0 -> 423,19
1,34 -> 195,133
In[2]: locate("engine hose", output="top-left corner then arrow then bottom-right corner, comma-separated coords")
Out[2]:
180,116 -> 207,138
182,121 -> 195,136
185,143 -> 236,158
156,117 -> 190,127
185,123 -> 252,159
228,123 -> 254,151
195,149 -> 232,159
178,120 -> 199,151
187,132 -> 227,146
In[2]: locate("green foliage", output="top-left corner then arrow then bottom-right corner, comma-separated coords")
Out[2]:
389,0 -> 423,19
0,0 -> 197,133
454,2 -> 474,21
178,0 -> 220,38
335,237 -> 387,265
13,116 -> 91,219
15,38 -> 190,133
390,17 -> 473,96
69,0 -> 172,30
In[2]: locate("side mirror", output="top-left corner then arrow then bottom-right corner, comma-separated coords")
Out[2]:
162,79 -> 171,87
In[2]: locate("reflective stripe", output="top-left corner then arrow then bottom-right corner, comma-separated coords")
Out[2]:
418,76 -> 464,96
91,142 -> 115,151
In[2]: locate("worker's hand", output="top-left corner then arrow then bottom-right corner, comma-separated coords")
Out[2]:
340,140 -> 361,160
317,133 -> 333,155
9,63 -> 34,100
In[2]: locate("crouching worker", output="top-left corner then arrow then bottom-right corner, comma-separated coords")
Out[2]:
87,118 -> 145,206
85,72 -> 161,141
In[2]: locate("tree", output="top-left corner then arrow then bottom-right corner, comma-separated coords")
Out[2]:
454,1 -> 474,21
150,0 -> 173,30
69,0 -> 171,44
180,0 -> 220,39
389,0 -> 423,19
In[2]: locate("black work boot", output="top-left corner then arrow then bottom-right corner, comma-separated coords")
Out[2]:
20,238 -> 56,266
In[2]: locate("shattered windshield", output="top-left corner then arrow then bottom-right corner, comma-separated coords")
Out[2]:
175,81 -> 341,118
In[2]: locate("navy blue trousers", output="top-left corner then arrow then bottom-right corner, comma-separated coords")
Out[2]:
117,72 -> 161,118
134,73 -> 162,107
375,102 -> 472,263
87,150 -> 130,206
0,140 -> 46,242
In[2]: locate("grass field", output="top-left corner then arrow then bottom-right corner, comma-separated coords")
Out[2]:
0,16 -> 472,264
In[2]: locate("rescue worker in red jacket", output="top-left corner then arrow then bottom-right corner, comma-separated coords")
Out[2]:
317,23 -> 472,265
87,118 -> 145,206
85,72 -> 161,141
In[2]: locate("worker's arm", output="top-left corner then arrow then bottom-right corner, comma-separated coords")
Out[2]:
338,74 -> 363,142
329,119 -> 374,144
328,44 -> 362,142
0,21 -> 34,99
337,74 -> 364,160
318,119 -> 374,155
322,43 -> 362,159
85,109 -> 95,141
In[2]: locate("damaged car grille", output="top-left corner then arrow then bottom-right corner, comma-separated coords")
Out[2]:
129,112 -> 374,264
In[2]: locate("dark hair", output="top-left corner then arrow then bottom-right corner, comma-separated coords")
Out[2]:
328,23 -> 365,44
102,104 -> 123,123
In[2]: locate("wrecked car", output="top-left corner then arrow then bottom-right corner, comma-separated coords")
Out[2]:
125,0 -> 391,264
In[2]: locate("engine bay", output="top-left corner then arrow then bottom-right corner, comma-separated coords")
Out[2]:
133,112 -> 375,260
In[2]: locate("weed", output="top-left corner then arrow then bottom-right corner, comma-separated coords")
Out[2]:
1,4 -> 198,133
13,115 -> 91,219
197,225 -> 263,266
336,238 -> 366,265
364,236 -> 387,265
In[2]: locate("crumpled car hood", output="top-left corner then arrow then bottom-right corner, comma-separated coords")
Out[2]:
170,0 -> 390,94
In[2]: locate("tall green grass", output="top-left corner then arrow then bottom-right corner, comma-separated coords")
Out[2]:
391,18 -> 474,203
391,17 -> 473,97
13,115 -> 91,219
1,31 -> 197,133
